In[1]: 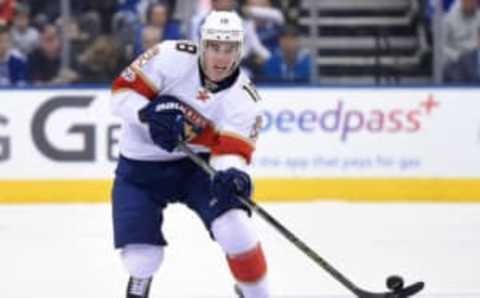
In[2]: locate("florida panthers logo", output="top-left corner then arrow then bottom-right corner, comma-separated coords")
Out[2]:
196,88 -> 211,102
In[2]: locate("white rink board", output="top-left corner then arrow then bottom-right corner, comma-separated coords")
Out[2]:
0,88 -> 480,179
0,202 -> 479,298
254,88 -> 480,178
0,90 -> 119,179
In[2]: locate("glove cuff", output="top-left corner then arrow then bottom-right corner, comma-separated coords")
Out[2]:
210,155 -> 247,171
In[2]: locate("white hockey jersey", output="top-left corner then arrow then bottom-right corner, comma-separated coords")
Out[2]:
111,40 -> 262,163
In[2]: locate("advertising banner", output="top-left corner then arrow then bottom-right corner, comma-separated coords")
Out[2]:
0,90 -> 119,179
253,88 -> 480,178
1,88 -> 479,202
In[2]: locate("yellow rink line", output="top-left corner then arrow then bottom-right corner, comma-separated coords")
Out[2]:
0,178 -> 479,204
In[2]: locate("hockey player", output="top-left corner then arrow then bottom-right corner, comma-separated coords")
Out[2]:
110,10 -> 270,298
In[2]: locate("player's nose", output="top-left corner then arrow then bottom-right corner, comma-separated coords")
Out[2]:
215,51 -> 232,64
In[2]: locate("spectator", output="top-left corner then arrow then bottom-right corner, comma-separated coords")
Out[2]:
56,12 -> 102,55
242,0 -> 285,52
444,27 -> 480,83
258,26 -> 311,83
146,1 -> 182,39
113,1 -> 177,35
426,0 -> 456,19
141,25 -> 162,51
444,0 -> 457,10
116,0 -> 143,14
10,3 -> 40,56
76,35 -> 121,84
27,0 -> 104,26
137,0 -> 177,23
133,1 -> 182,55
0,0 -> 15,26
443,0 -> 480,63
0,24 -> 27,86
276,0 -> 301,25
84,0 -> 116,34
112,0 -> 147,33
111,8 -> 139,63
116,0 -> 174,17
27,24 -> 78,85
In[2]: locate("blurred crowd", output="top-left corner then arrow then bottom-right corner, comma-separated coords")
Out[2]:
1,0 -> 479,87
0,0 -> 311,87
438,0 -> 480,83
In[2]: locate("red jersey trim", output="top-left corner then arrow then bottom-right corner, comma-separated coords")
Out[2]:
191,129 -> 254,163
111,67 -> 158,100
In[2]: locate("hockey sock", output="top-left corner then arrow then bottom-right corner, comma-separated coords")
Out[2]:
235,279 -> 269,298
227,243 -> 269,298
121,244 -> 163,298
121,244 -> 164,278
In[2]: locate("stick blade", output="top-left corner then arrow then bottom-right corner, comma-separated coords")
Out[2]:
397,281 -> 425,297
355,281 -> 425,298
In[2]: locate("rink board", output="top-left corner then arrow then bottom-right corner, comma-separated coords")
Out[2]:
0,87 -> 479,203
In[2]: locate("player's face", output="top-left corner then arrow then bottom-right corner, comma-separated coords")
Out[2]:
203,40 -> 239,82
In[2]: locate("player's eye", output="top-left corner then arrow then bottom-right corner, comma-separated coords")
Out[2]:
207,42 -> 221,51
225,45 -> 238,55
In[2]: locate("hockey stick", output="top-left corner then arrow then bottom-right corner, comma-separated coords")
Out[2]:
176,142 -> 424,298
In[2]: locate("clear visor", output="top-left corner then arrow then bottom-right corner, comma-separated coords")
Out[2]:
203,40 -> 241,54
201,28 -> 243,43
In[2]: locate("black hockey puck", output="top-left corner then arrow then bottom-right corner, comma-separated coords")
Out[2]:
386,275 -> 404,291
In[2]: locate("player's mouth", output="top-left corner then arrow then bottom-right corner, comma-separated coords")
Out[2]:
214,65 -> 227,72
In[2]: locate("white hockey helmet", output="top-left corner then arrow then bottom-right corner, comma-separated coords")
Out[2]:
200,10 -> 244,69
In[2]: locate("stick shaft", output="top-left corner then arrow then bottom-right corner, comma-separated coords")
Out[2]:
176,143 -> 360,294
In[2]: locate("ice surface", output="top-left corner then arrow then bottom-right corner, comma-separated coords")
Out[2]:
0,202 -> 479,298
